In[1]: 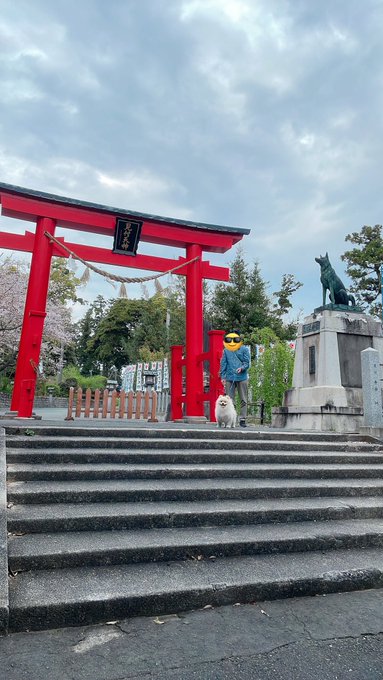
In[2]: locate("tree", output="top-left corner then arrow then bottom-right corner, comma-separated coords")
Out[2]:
74,296 -> 109,375
128,294 -> 168,360
207,251 -> 270,332
341,225 -> 383,317
76,309 -> 97,375
0,256 -> 73,377
273,274 -> 303,316
88,298 -> 153,373
206,249 -> 301,339
49,257 -> 85,306
163,278 -> 187,348
74,283 -> 187,377
248,327 -> 295,421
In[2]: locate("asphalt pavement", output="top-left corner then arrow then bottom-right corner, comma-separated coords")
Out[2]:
1,588 -> 383,680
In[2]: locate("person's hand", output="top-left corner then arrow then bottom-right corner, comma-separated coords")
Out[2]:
236,367 -> 242,373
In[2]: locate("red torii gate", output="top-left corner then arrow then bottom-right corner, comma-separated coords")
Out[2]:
0,182 -> 249,419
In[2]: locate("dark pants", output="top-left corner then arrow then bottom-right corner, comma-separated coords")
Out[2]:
226,380 -> 248,420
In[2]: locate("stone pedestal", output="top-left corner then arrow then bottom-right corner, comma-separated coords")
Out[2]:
272,308 -> 383,432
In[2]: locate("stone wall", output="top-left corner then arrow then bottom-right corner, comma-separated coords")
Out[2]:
0,393 -> 68,409
0,394 -> 10,409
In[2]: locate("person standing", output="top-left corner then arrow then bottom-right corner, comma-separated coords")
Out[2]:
219,330 -> 250,427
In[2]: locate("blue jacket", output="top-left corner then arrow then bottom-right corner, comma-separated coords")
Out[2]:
220,346 -> 250,382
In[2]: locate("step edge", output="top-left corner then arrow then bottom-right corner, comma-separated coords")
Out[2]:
8,560 -> 383,632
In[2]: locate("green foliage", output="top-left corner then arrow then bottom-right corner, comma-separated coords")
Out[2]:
248,327 -> 295,422
0,375 -> 13,394
61,365 -> 107,392
84,292 -> 184,372
75,309 -> 97,375
341,225 -> 383,317
74,296 -> 109,375
74,286 -> 185,377
49,258 -> 85,306
163,279 -> 187,348
206,249 -> 301,339
88,299 -> 147,372
80,375 -> 108,390
207,250 -> 270,331
35,380 -> 47,396
128,295 -> 168,359
46,383 -> 61,396
62,364 -> 83,383
137,346 -> 166,362
273,274 -> 303,316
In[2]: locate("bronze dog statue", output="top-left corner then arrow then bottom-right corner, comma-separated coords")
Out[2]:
315,253 -> 355,307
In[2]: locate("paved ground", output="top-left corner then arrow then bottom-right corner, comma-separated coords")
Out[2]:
1,589 -> 383,679
0,407 -> 273,429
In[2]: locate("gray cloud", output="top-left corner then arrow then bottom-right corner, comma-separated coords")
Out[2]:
1,0 -> 383,318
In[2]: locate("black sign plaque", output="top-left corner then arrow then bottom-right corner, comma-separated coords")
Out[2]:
302,321 -> 320,335
113,218 -> 143,256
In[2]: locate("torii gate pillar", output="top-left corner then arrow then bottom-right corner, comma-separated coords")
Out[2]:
11,217 -> 56,416
185,244 -> 204,418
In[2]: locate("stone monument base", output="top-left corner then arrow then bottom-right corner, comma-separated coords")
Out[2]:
271,308 -> 383,433
273,404 -> 363,433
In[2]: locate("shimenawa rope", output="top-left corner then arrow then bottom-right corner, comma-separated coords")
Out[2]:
44,232 -> 199,284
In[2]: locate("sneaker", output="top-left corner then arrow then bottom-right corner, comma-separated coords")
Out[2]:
239,420 -> 247,428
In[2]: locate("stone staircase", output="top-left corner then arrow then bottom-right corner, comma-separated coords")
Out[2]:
4,425 -> 383,633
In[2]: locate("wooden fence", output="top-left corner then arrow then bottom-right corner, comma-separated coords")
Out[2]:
66,387 -> 158,421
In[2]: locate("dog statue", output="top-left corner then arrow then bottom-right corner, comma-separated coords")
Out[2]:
315,253 -> 356,307
215,394 -> 237,428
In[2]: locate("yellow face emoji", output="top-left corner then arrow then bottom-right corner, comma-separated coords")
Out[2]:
223,332 -> 243,352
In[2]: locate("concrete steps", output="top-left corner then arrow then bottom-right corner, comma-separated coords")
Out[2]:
5,426 -> 372,441
8,549 -> 383,632
8,449 -> 383,464
5,426 -> 383,632
8,519 -> 383,571
7,462 -> 383,481
7,497 -> 383,533
8,477 -> 383,504
6,437 -> 381,451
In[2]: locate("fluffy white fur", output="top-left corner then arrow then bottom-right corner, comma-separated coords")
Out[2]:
215,394 -> 237,428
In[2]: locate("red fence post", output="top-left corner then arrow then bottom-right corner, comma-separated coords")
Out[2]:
207,330 -> 225,422
11,216 -> 56,417
171,344 -> 184,420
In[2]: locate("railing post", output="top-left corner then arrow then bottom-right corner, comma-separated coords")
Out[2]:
65,387 -> 75,420
148,391 -> 158,422
93,389 -> 100,418
84,388 -> 91,417
75,388 -> 83,417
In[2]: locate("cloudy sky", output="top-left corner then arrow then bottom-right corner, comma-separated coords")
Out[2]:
1,0 -> 383,321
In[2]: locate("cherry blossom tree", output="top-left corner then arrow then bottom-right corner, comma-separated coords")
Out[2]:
0,256 -> 73,376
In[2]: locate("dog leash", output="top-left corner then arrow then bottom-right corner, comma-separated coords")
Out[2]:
226,381 -> 236,400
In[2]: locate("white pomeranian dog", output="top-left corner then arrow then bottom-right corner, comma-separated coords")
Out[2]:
215,394 -> 237,428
